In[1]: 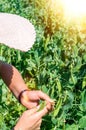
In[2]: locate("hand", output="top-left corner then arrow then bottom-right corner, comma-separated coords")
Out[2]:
14,104 -> 49,130
20,90 -> 54,110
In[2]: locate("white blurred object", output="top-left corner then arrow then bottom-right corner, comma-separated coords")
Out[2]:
0,13 -> 36,51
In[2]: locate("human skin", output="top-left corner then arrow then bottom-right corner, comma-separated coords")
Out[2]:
0,60 -> 53,109
0,60 -> 53,129
14,104 -> 50,130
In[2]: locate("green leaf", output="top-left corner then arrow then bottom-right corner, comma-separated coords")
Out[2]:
66,124 -> 78,130
82,76 -> 86,89
80,90 -> 86,111
79,116 -> 86,128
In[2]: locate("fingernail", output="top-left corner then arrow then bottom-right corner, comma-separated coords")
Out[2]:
37,105 -> 40,110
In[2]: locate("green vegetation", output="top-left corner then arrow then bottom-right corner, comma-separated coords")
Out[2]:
0,0 -> 86,129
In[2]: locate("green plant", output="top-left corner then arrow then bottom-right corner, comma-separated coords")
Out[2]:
0,0 -> 86,129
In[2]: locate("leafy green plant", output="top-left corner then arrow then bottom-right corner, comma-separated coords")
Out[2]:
0,0 -> 86,129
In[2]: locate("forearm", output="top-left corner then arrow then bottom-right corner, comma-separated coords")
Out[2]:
0,61 -> 28,99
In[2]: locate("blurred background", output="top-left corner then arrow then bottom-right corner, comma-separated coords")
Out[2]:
0,0 -> 86,129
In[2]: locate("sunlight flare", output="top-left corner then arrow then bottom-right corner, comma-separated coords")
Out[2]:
61,0 -> 86,18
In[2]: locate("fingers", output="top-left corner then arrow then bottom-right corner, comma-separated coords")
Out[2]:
37,91 -> 54,103
46,101 -> 55,112
35,119 -> 42,129
23,100 -> 38,109
24,107 -> 38,117
33,105 -> 49,120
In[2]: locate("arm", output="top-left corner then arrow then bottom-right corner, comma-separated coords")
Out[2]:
0,61 -> 54,109
0,60 -> 28,99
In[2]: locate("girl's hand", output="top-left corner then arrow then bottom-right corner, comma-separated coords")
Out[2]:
14,104 -> 50,130
20,90 -> 54,110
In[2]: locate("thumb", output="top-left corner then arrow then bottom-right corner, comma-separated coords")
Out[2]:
26,107 -> 38,117
33,105 -> 49,120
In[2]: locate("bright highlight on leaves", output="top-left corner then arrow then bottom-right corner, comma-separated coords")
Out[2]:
61,0 -> 86,18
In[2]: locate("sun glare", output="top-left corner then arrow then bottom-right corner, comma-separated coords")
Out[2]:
61,0 -> 86,18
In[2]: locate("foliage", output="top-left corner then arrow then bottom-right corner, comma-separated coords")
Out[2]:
0,0 -> 86,129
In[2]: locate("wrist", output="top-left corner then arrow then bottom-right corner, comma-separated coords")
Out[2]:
18,89 -> 30,103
